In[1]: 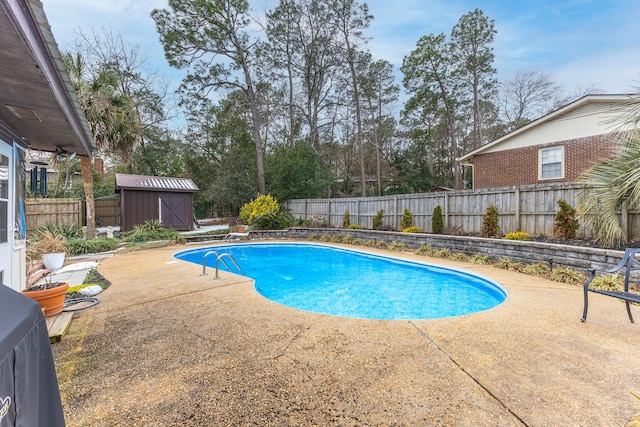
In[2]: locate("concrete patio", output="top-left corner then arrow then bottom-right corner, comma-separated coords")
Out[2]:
52,243 -> 640,426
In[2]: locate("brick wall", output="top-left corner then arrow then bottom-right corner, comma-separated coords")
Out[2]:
472,135 -> 617,188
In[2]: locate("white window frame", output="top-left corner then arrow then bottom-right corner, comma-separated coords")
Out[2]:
538,146 -> 564,180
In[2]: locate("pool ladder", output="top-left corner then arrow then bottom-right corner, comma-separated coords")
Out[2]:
201,250 -> 245,280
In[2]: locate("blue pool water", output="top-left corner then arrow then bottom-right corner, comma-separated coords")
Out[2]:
174,243 -> 506,320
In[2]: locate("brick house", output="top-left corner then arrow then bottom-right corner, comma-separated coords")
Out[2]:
458,94 -> 638,189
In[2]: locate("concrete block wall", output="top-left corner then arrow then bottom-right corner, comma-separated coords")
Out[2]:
249,228 -> 625,272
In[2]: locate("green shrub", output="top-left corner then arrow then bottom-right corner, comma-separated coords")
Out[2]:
400,208 -> 413,230
550,267 -> 587,285
523,263 -> 550,276
122,228 -> 179,242
554,199 -> 579,240
590,274 -> 624,292
33,223 -> 82,240
342,235 -> 356,245
402,226 -> 421,233
504,231 -> 529,241
252,206 -> 294,230
330,234 -> 344,243
482,205 -> 500,238
342,210 -> 351,228
415,244 -> 434,256
495,258 -> 513,269
374,240 -> 388,250
451,252 -> 469,262
388,241 -> 407,251
432,205 -> 444,234
240,194 -> 279,225
372,209 -> 384,229
433,248 -> 451,258
348,224 -> 362,229
469,254 -> 491,264
68,237 -> 120,255
320,234 -> 333,242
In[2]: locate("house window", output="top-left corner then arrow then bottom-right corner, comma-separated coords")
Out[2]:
539,146 -> 564,180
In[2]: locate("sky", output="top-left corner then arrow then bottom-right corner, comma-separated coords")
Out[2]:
42,0 -> 640,111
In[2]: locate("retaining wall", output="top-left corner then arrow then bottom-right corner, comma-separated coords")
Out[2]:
248,228 -> 625,272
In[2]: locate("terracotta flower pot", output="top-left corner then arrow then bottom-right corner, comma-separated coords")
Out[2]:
22,282 -> 69,316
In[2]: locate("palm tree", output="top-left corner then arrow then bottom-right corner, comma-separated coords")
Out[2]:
578,100 -> 640,248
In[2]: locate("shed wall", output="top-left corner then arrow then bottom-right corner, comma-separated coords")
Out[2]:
120,190 -> 194,232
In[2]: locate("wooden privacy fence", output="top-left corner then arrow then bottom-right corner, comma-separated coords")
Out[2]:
94,197 -> 120,227
27,197 -> 122,234
26,198 -> 82,233
284,183 -> 640,240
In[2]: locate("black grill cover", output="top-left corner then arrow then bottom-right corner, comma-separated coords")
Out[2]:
0,285 -> 65,427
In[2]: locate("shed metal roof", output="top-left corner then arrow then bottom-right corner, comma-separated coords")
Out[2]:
115,174 -> 199,193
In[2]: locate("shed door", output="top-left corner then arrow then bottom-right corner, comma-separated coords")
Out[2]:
158,193 -> 190,230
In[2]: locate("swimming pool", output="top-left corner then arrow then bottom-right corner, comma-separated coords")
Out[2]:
175,243 -> 506,320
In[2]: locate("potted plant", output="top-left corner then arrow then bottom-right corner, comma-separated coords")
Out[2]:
21,276 -> 69,316
22,230 -> 70,316
28,230 -> 68,270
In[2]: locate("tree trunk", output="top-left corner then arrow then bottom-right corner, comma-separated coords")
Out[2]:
80,155 -> 96,239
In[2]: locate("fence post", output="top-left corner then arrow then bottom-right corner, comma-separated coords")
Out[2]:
356,199 -> 360,226
515,187 -> 521,231
327,200 -> 332,226
444,192 -> 450,229
393,196 -> 398,229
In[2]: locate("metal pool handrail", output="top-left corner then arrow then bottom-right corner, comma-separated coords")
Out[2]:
200,250 -> 245,280
214,253 -> 245,280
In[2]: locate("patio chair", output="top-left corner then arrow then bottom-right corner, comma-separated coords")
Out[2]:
582,247 -> 640,323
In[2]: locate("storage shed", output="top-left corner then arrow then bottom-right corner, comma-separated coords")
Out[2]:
115,173 -> 199,232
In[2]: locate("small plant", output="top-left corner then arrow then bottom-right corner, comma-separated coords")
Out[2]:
550,266 -> 587,285
433,248 -> 452,258
320,234 -> 333,242
590,274 -> 624,292
240,193 -> 279,225
415,244 -> 434,256
495,258 -> 514,270
133,219 -> 163,233
309,233 -> 320,241
348,224 -> 362,229
375,240 -> 388,250
469,253 -> 491,264
554,199 -> 579,240
482,205 -> 500,238
523,263 -> 550,276
432,205 -> 444,234
504,231 -> 529,241
352,238 -> 366,246
342,235 -> 356,245
33,223 -> 82,240
342,210 -> 351,228
388,241 -> 407,251
372,209 -> 384,229
451,252 -> 469,262
400,208 -> 413,230
402,226 -> 421,233
330,234 -> 344,243
68,237 -> 119,255
27,230 -> 68,260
